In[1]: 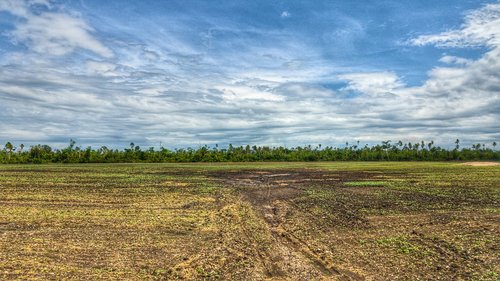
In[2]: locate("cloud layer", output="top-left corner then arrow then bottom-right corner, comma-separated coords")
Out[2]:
0,1 -> 498,148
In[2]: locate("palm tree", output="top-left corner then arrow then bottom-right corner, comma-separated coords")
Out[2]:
5,142 -> 13,161
381,140 -> 391,160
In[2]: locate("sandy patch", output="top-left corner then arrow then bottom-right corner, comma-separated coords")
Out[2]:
461,162 -> 500,167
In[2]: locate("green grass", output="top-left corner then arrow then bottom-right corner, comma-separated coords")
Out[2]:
344,181 -> 389,187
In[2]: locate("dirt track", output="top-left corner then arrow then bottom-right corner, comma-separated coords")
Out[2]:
211,170 -> 385,280
206,168 -> 499,280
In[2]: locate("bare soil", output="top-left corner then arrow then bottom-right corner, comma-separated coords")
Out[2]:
204,169 -> 500,280
461,162 -> 500,166
1,164 -> 498,280
210,170 -> 377,280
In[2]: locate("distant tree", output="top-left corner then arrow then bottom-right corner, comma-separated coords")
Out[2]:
5,142 -> 13,151
5,142 -> 14,161
494,141 -> 497,149
1,139 -> 499,163
69,139 -> 76,150
381,140 -> 391,160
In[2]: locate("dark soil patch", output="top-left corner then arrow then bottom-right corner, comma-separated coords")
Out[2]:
209,169 -> 383,279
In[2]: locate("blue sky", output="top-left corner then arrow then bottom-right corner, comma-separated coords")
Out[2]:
0,0 -> 499,149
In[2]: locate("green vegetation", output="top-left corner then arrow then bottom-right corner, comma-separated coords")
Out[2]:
0,162 -> 498,280
344,181 -> 388,187
376,235 -> 424,255
1,139 -> 499,163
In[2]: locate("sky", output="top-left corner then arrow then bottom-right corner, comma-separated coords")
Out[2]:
0,0 -> 499,149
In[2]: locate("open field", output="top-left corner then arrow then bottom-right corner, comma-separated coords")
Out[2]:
0,162 -> 499,280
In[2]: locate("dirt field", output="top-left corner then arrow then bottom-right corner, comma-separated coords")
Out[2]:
0,162 -> 499,280
461,162 -> 500,167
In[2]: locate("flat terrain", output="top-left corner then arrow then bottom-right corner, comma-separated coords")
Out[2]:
0,162 -> 499,280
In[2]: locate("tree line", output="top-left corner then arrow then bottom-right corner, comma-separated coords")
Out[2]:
0,139 -> 498,164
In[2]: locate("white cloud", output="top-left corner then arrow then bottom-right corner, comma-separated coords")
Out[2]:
0,2 -> 499,148
0,0 -> 51,17
388,4 -> 500,126
2,0 -> 113,57
338,72 -> 405,96
331,3 -> 500,143
85,60 -> 119,76
410,3 -> 500,48
0,0 -> 29,17
280,11 -> 291,18
439,55 -> 472,65
216,85 -> 285,101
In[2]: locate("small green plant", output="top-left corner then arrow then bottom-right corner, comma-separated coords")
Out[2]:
344,181 -> 388,187
376,235 -> 421,255
196,267 -> 220,279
